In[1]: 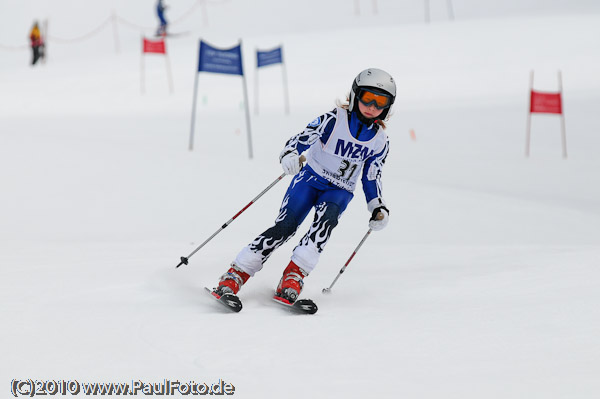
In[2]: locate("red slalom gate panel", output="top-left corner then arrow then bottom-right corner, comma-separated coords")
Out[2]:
143,38 -> 166,54
530,90 -> 562,114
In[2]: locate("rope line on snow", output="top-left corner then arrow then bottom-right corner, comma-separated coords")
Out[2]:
0,42 -> 29,51
0,0 -> 231,51
46,17 -> 112,43
170,0 -> 204,25
115,15 -> 155,31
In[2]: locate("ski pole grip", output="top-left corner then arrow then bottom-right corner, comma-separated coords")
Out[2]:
376,211 -> 385,220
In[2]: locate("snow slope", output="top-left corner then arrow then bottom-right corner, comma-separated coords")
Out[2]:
1,1 -> 600,398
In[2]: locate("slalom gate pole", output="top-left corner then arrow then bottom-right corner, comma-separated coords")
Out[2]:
176,155 -> 305,268
322,213 -> 383,294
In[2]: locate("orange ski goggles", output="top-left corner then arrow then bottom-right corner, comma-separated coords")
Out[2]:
358,89 -> 392,109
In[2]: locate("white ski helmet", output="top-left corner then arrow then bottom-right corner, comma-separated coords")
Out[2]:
349,68 -> 396,120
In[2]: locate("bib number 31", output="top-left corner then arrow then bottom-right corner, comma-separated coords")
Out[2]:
337,160 -> 358,179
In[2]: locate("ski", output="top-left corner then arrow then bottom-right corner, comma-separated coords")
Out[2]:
204,287 -> 317,314
155,31 -> 191,38
272,296 -> 318,315
204,287 -> 242,313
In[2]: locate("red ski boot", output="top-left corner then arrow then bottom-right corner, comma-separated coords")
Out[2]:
214,264 -> 250,297
274,261 -> 308,305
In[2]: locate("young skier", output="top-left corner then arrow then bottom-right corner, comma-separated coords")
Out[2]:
155,0 -> 168,37
211,68 -> 395,307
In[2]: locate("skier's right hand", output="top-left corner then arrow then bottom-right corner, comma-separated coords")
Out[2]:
280,151 -> 301,175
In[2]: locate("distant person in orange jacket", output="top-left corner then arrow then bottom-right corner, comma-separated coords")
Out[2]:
29,21 -> 44,65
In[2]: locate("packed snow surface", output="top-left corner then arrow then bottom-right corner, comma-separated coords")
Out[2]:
1,1 -> 599,398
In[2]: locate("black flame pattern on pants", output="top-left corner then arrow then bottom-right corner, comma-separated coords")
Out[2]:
297,202 -> 340,254
247,200 -> 299,264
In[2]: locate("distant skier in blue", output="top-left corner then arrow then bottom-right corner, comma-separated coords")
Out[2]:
156,0 -> 168,37
210,68 -> 396,307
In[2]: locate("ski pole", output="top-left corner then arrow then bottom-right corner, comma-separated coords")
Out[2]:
322,213 -> 383,293
176,155 -> 305,268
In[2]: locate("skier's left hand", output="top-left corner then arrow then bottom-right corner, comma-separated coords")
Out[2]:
369,206 -> 389,231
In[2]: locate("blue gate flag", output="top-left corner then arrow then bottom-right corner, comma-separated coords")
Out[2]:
198,40 -> 244,76
257,47 -> 283,68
